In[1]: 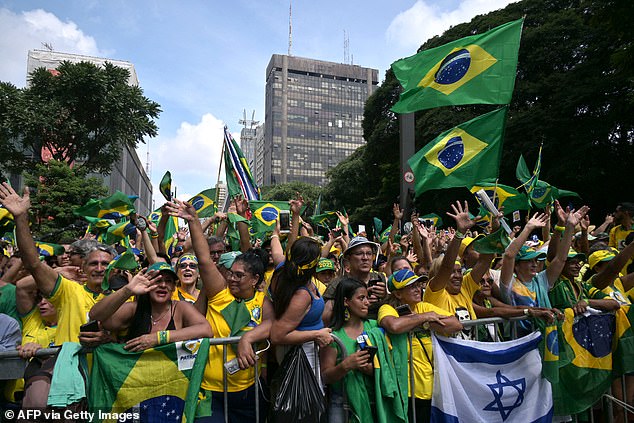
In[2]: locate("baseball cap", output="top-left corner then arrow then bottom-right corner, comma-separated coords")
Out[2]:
343,236 -> 378,256
387,269 -> 422,292
566,249 -> 586,262
316,258 -> 335,273
218,251 -> 242,269
516,245 -> 547,261
588,250 -> 616,270
458,235 -> 484,257
148,262 -> 178,280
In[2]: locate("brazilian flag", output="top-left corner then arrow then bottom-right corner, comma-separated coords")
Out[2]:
89,339 -> 209,423
159,171 -> 172,201
310,211 -> 338,229
408,107 -> 507,195
471,227 -> 511,254
187,189 -> 217,218
540,309 -> 615,415
103,221 -> 137,245
102,248 -> 140,291
249,200 -> 290,236
391,18 -> 523,113
35,241 -> 65,257
419,213 -> 443,228
470,182 -> 530,215
528,181 -> 579,208
74,191 -> 137,220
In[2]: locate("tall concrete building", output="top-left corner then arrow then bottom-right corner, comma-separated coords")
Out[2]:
24,50 -> 153,215
262,55 -> 378,186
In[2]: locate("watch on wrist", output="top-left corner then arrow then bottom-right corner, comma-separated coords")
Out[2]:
422,321 -> 431,330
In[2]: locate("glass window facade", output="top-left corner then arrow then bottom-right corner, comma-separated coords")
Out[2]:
262,55 -> 378,186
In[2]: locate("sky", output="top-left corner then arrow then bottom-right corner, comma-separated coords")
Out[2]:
0,0 -> 517,201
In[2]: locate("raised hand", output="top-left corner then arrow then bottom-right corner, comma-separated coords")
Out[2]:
446,201 -> 475,234
0,182 -> 30,217
567,205 -> 590,227
125,269 -> 162,295
166,199 -> 198,222
336,210 -> 349,227
553,200 -> 569,225
525,212 -> 549,231
289,192 -> 304,215
393,203 -> 403,221
234,195 -> 249,217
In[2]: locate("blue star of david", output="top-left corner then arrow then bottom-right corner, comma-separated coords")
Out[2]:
483,370 -> 526,421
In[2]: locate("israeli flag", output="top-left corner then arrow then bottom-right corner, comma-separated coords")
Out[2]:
431,331 -> 553,422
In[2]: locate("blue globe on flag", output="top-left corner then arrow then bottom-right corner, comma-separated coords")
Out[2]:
435,49 -> 471,85
438,136 -> 464,169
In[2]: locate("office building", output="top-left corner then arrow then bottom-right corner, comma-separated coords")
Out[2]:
25,50 -> 153,215
262,55 -> 378,186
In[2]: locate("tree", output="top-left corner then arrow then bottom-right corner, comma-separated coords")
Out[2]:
325,0 -> 634,222
260,181 -> 322,215
24,160 -> 108,241
0,61 -> 161,174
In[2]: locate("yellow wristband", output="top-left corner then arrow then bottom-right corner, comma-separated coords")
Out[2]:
554,225 -> 565,233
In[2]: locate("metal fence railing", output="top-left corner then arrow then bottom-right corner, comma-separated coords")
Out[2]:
0,317 -> 631,422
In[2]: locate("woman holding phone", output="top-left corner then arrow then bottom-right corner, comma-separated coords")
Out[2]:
320,277 -> 377,423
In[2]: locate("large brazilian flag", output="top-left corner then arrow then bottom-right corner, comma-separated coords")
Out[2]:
408,107 -> 507,195
89,339 -> 209,422
74,191 -> 137,220
391,18 -> 523,113
540,309 -> 615,416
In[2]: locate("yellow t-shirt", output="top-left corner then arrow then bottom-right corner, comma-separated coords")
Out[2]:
21,308 -> 57,348
423,273 -> 479,322
609,225 -> 634,251
202,288 -> 265,392
48,275 -> 106,344
378,302 -> 451,399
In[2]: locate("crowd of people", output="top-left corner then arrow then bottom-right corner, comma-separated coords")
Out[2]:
0,180 -> 633,422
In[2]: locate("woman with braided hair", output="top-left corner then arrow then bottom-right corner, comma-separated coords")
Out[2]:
270,236 -> 333,376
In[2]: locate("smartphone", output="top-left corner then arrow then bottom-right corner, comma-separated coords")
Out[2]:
368,275 -> 382,288
279,210 -> 290,233
332,228 -> 343,237
395,304 -> 412,316
80,320 -> 100,333
363,345 -> 378,361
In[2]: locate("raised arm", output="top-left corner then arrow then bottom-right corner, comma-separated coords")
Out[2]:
546,206 -> 589,286
89,270 -> 161,329
593,241 -> 634,290
500,213 -> 549,287
286,193 -> 304,252
427,201 -> 475,292
234,196 -> 252,253
167,199 -> 226,299
0,183 -> 58,296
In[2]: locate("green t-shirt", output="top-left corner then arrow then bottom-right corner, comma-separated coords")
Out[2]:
0,283 -> 19,322
549,276 -> 607,310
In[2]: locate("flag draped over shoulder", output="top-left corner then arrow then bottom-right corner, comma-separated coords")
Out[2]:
391,18 -> 523,113
223,127 -> 259,201
431,332 -> 553,422
74,191 -> 137,220
159,171 -> 172,202
89,339 -> 209,423
408,107 -> 507,195
187,189 -> 217,218
471,182 -> 530,214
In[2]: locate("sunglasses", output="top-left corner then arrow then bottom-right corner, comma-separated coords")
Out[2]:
178,262 -> 199,270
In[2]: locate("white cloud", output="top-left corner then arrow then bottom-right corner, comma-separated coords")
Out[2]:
0,8 -> 105,87
386,0 -> 517,57
144,113 -> 227,202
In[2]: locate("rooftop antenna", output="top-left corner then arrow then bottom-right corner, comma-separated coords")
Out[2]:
288,0 -> 292,56
344,30 -> 349,64
42,42 -> 53,51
